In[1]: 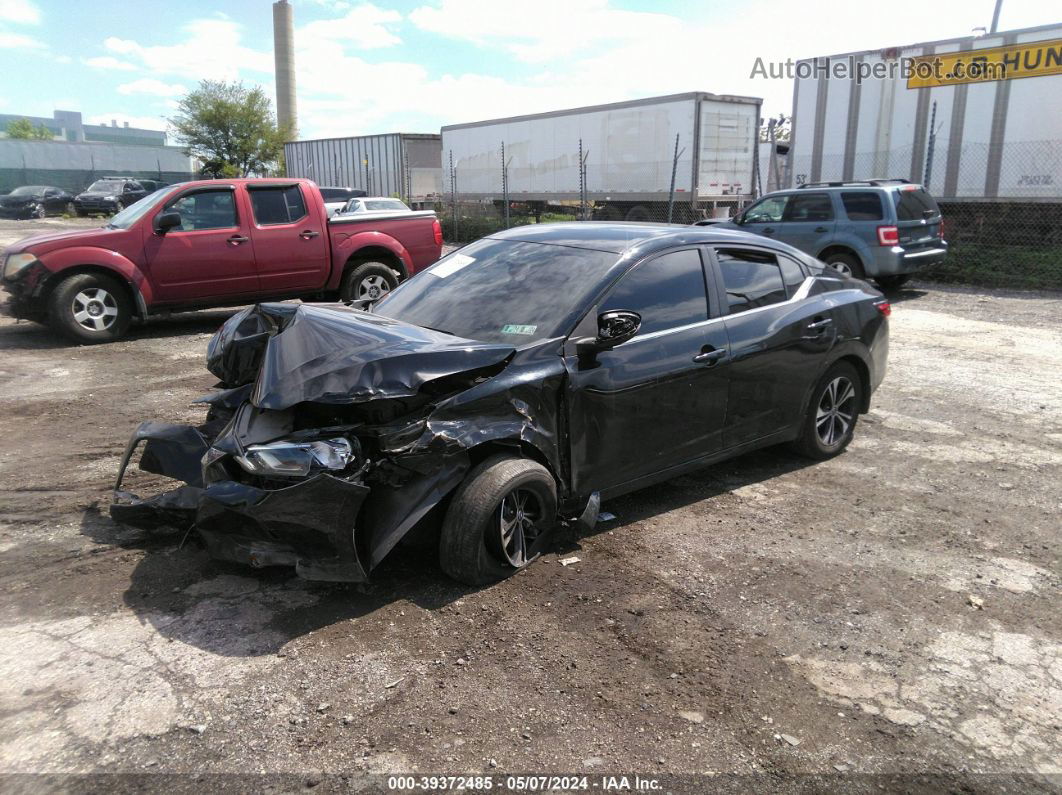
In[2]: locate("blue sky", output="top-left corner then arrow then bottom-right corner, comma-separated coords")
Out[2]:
0,0 -> 1056,140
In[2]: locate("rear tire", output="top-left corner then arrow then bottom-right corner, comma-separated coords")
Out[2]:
439,455 -> 557,586
790,361 -> 862,460
625,205 -> 651,222
47,273 -> 132,344
339,261 -> 399,303
876,274 -> 910,290
823,252 -> 865,280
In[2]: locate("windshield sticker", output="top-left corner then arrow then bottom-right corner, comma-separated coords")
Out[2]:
429,253 -> 475,278
500,324 -> 537,336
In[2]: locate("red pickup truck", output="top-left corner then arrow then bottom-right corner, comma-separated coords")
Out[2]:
1,178 -> 442,342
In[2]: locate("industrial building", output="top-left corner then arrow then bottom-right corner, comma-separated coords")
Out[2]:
0,110 -> 167,147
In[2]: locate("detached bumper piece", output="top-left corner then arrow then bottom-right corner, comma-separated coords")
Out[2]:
197,475 -> 369,582
110,422 -> 371,582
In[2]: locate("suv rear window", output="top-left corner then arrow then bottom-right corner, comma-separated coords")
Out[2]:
893,187 -> 940,220
841,192 -> 884,221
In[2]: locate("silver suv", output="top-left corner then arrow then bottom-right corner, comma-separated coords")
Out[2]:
706,179 -> 947,288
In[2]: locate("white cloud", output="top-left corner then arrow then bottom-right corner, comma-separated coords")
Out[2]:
104,19 -> 273,83
117,78 -> 187,98
0,31 -> 42,49
82,55 -> 137,71
85,113 -> 168,133
0,0 -> 39,25
299,3 -> 402,49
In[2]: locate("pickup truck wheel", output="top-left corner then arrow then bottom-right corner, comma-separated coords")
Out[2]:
824,252 -> 865,280
48,273 -> 132,344
340,261 -> 398,303
439,455 -> 557,586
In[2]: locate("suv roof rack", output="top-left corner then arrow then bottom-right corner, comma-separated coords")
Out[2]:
798,178 -> 912,189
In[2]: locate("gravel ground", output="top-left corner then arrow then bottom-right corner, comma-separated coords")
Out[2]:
0,218 -> 1060,791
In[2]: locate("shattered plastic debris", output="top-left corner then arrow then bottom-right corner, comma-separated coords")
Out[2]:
559,556 -> 581,566
598,511 -> 617,521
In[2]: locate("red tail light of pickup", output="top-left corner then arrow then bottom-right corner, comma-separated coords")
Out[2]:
432,219 -> 443,246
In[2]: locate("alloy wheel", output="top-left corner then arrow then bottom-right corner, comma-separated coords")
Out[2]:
35,204 -> 47,219
496,488 -> 543,568
71,288 -> 119,332
816,376 -> 856,447
357,274 -> 391,301
830,261 -> 852,276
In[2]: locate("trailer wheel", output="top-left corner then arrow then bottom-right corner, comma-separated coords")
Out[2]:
625,205 -> 651,222
595,204 -> 623,221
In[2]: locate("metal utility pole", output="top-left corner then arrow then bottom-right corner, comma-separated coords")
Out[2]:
666,134 -> 686,223
501,142 -> 511,228
989,0 -> 1003,33
449,149 -> 457,239
924,101 -> 938,188
578,139 -> 590,220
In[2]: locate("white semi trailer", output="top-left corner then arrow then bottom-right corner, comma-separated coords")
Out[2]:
788,23 -> 1062,201
441,92 -> 761,221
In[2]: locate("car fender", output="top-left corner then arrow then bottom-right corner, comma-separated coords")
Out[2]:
328,230 -> 413,287
806,338 -> 875,415
817,233 -> 874,269
37,245 -> 155,310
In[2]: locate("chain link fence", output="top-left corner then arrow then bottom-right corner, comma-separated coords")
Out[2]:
439,138 -> 1062,292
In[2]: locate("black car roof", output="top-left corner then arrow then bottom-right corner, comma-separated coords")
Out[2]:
487,221 -> 806,258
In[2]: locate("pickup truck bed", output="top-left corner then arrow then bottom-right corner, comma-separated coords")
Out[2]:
1,178 -> 443,343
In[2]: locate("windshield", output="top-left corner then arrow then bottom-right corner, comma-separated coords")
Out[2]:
87,180 -> 124,193
373,238 -> 618,344
10,186 -> 47,196
364,199 -> 408,211
105,187 -> 170,229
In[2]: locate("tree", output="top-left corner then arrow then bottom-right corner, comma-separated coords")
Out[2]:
759,114 -> 791,143
7,118 -> 54,140
169,80 -> 291,177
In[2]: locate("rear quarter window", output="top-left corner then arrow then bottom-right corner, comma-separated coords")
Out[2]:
841,192 -> 884,221
893,188 -> 940,220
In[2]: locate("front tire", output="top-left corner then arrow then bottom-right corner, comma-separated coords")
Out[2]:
791,362 -> 862,460
439,456 -> 557,586
47,273 -> 132,344
823,252 -> 865,280
339,261 -> 399,303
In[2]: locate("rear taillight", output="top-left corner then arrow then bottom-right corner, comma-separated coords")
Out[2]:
875,300 -> 891,317
432,219 -> 443,246
877,225 -> 899,246
938,218 -> 946,239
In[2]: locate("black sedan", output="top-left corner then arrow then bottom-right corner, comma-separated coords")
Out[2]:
111,223 -> 890,586
0,185 -> 75,219
73,178 -> 147,216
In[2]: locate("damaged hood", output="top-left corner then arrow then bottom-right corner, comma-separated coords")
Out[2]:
207,303 -> 516,410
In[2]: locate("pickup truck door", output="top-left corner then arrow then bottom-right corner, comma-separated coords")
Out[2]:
143,186 -> 259,302
245,183 -> 330,293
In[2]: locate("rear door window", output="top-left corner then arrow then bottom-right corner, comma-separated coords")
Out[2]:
715,248 -> 788,314
249,185 -> 308,225
782,192 -> 834,222
600,249 -> 709,335
894,187 -> 940,220
841,192 -> 884,220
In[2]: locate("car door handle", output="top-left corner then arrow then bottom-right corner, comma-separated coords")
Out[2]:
814,226 -> 828,233
806,317 -> 833,331
692,348 -> 728,365
762,227 -> 775,234
299,229 -> 320,239
227,235 -> 249,245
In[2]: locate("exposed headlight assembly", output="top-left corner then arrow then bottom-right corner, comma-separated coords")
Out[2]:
3,253 -> 39,280
236,438 -> 357,478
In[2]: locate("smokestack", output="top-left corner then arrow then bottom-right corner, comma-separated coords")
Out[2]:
273,0 -> 297,140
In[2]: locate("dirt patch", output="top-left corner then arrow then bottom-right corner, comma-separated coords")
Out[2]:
0,223 -> 1059,787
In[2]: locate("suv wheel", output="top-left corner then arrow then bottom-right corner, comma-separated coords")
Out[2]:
791,361 -> 862,460
48,273 -> 132,344
439,456 -> 557,586
823,252 -> 865,280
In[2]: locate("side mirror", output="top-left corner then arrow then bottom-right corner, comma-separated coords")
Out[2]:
576,310 -> 641,355
153,210 -> 182,234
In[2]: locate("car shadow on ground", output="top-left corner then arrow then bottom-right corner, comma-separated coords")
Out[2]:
878,284 -> 929,304
81,445 -> 817,660
0,309 -> 243,350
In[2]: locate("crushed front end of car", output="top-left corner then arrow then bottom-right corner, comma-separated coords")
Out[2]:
111,302 -> 526,582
